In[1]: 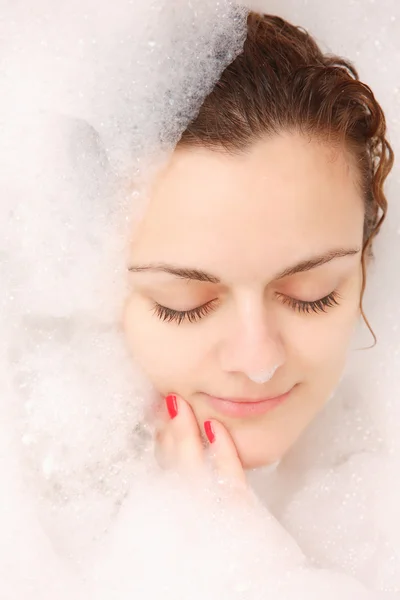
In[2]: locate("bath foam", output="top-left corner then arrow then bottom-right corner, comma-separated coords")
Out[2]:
0,0 -> 248,591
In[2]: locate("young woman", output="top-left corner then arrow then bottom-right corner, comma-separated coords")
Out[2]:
123,13 -> 393,489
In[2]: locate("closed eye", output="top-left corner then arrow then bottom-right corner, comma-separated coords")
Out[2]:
278,290 -> 341,314
151,290 -> 341,325
151,299 -> 218,324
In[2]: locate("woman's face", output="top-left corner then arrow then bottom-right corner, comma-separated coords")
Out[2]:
123,132 -> 365,469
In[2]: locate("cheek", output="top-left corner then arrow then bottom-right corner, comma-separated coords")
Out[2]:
123,296 -> 200,392
288,294 -> 360,377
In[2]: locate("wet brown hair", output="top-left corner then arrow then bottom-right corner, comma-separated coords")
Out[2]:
177,13 -> 394,344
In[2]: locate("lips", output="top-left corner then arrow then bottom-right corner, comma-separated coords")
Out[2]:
219,393 -> 287,403
202,387 -> 294,418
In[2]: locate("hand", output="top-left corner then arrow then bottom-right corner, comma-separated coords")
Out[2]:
153,393 -> 247,491
151,394 -> 305,566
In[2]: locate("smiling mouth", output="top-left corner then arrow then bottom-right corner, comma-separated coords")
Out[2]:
202,387 -> 295,418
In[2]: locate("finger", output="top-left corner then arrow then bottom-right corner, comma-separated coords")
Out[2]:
204,419 -> 246,486
154,426 -> 175,469
146,393 -> 169,429
156,394 -> 205,476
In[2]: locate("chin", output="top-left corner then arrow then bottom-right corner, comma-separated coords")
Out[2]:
233,429 -> 291,470
240,453 -> 281,470
237,440 -> 284,469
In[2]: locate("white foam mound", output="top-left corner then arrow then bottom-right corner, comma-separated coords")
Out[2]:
1,0 -> 399,598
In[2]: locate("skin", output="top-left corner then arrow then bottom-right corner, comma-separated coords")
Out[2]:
123,131 -> 365,475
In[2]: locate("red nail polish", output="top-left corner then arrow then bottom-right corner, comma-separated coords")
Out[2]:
165,394 -> 178,419
204,420 -> 215,444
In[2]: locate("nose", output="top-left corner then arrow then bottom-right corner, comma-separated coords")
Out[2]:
218,297 -> 285,381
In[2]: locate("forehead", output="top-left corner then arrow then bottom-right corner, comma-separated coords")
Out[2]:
132,133 -> 364,279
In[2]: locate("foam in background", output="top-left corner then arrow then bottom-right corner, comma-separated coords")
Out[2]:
0,0 -> 399,598
0,0 -> 248,593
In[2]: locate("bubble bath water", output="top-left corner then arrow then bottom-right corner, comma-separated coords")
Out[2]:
0,1 -> 399,598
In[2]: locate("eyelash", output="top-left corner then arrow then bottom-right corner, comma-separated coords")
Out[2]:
151,291 -> 341,325
278,291 -> 341,314
151,299 -> 218,325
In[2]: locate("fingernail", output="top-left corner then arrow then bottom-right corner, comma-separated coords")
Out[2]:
165,394 -> 178,419
204,420 -> 215,444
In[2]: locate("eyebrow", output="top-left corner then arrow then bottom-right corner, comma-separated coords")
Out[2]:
128,247 -> 361,284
